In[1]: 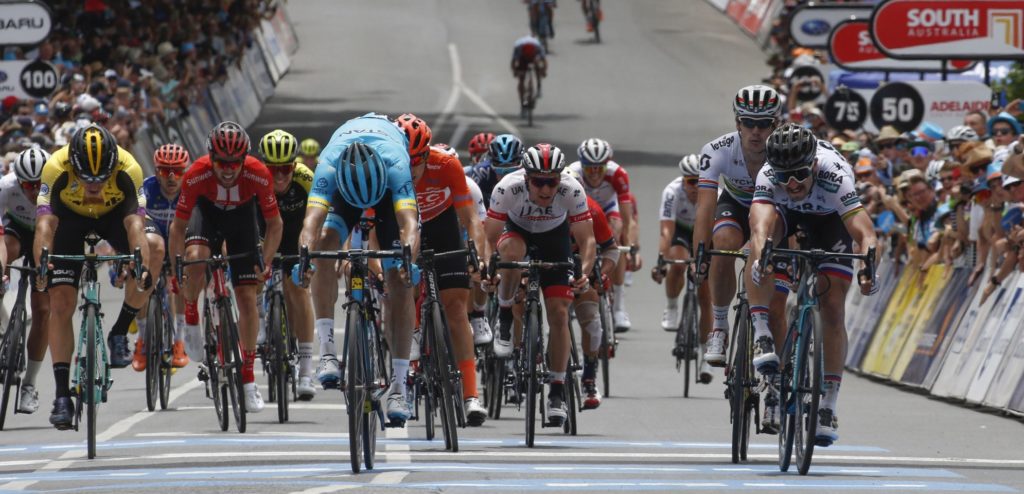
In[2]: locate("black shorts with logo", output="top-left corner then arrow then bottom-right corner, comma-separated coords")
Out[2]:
185,198 -> 263,286
421,206 -> 469,291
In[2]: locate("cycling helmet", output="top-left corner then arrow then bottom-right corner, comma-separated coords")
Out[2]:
678,154 -> 700,176
207,121 -> 250,162
488,134 -> 523,166
433,143 -> 459,159
259,129 -> 298,164
468,132 -> 495,155
153,143 -> 190,168
733,84 -> 781,119
945,125 -> 979,143
300,137 -> 321,156
765,124 -> 818,171
577,138 -> 612,166
394,113 -> 432,157
522,143 -> 566,174
336,142 -> 388,209
925,159 -> 945,182
69,123 -> 118,183
14,147 -> 50,182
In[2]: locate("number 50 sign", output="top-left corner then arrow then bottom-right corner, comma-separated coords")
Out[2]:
867,81 -> 991,133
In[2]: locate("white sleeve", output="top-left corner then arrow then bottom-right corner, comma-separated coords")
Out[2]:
659,184 -> 675,222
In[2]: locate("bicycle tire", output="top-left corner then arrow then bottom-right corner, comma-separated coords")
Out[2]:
598,292 -> 612,397
362,404 -> 377,470
145,294 -> 160,412
778,317 -> 798,472
430,303 -> 459,452
85,305 -> 98,459
728,302 -> 750,464
270,293 -> 289,423
797,306 -> 824,475
204,302 -> 227,432
0,306 -> 24,430
346,304 -> 365,473
524,301 -> 541,448
565,327 -> 579,436
221,304 -> 246,434
487,357 -> 505,420
679,291 -> 696,398
160,298 -> 173,410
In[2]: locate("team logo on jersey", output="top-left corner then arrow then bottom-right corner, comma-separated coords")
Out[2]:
700,154 -> 711,172
711,135 -> 735,151
39,184 -> 49,195
315,177 -> 329,190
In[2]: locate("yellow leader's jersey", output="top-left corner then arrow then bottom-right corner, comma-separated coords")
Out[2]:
38,145 -> 146,219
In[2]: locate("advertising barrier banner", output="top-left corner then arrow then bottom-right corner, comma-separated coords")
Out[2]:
860,267 -> 921,374
846,258 -> 902,369
982,316 -> 1024,409
965,276 -> 1024,404
886,265 -> 949,380
899,267 -> 973,386
726,0 -> 750,23
739,0 -> 777,35
930,271 -> 1005,398
269,1 -> 299,55
261,19 -> 292,78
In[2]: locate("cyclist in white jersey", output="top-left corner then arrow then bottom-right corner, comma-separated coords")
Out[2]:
486,144 -> 595,426
1,149 -> 47,414
653,154 -> 714,383
747,124 -> 879,442
694,85 -> 789,369
566,138 -> 636,332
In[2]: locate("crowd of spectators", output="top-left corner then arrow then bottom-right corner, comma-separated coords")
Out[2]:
759,1 -> 1024,297
0,0 -> 279,171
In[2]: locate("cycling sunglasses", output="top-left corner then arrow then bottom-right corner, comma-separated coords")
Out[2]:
19,180 -> 40,192
775,166 -> 813,183
683,177 -> 699,186
738,117 -> 775,129
528,175 -> 561,189
157,167 -> 184,178
213,159 -> 243,170
269,164 -> 295,176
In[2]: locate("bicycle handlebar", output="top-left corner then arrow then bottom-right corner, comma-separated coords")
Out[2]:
39,246 -> 142,283
761,237 -> 877,285
299,244 -> 413,287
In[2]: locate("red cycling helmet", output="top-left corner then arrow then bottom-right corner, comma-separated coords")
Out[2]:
207,121 -> 250,162
394,113 -> 432,157
154,143 -> 190,168
468,132 -> 495,155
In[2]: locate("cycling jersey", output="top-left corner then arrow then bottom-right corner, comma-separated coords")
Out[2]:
277,163 -> 314,221
309,113 -> 417,214
416,147 -> 473,222
752,143 -> 863,221
142,176 -> 178,237
0,173 -> 34,231
467,159 -> 508,206
466,176 -> 486,222
38,145 -> 146,219
513,36 -> 545,63
175,155 -> 279,221
487,169 -> 591,233
566,160 -> 632,217
659,177 -> 697,227
699,131 -> 756,207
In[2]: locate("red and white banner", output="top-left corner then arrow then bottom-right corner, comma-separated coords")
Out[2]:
739,0 -> 776,35
725,0 -> 750,23
830,20 -> 976,71
871,0 -> 1024,59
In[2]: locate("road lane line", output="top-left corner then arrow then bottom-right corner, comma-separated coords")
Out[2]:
433,43 -> 463,135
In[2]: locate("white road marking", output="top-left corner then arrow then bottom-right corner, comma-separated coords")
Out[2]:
175,403 -> 346,411
432,43 -> 463,136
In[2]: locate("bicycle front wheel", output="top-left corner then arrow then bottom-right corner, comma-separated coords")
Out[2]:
728,302 -> 751,464
84,305 -> 99,459
524,301 -> 542,448
778,318 -> 799,473
221,304 -> 246,434
346,305 -> 366,473
270,293 -> 289,423
0,306 -> 25,430
145,294 -> 160,412
796,306 -> 824,475
598,291 -> 612,397
430,305 -> 459,452
679,291 -> 698,398
159,299 -> 173,410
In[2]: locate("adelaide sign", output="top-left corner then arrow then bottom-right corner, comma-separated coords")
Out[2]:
829,20 -> 976,72
871,0 -> 1024,59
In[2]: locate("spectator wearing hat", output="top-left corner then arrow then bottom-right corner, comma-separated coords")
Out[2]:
875,125 -> 910,182
907,138 -> 934,172
988,111 -> 1022,152
981,175 -> 1024,303
900,171 -> 941,263
840,141 -> 861,165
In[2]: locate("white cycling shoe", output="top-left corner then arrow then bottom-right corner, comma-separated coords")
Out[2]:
244,382 -> 264,413
704,330 -> 728,367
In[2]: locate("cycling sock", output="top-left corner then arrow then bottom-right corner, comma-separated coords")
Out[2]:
822,374 -> 842,412
391,359 -> 410,398
315,318 -> 336,357
468,310 -> 485,320
751,305 -> 771,340
458,359 -> 477,400
110,303 -> 141,337
24,359 -> 42,387
53,363 -> 70,399
185,301 -> 199,325
549,371 -> 565,384
582,356 -> 598,382
666,297 -> 679,309
242,349 -> 256,384
548,380 -> 565,400
498,307 -> 514,339
298,342 -> 314,377
612,284 -> 624,312
175,314 -> 186,342
135,317 -> 147,344
712,305 -> 730,331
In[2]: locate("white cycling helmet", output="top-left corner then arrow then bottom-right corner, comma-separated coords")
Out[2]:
733,84 -> 782,119
678,154 -> 700,176
14,147 -> 50,182
925,159 -> 945,182
945,125 -> 979,143
577,138 -> 612,166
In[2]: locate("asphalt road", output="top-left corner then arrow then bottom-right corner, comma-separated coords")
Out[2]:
1,1 -> 1022,493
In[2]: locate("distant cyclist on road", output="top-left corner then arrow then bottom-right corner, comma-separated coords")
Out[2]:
297,138 -> 321,170
511,36 -> 547,115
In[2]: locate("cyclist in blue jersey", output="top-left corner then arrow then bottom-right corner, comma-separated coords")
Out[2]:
467,134 -> 525,206
132,143 -> 191,372
296,112 -> 422,425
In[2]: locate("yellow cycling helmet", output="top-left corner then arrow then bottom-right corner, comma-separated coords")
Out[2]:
300,138 -> 320,157
259,129 -> 298,165
70,124 -> 118,183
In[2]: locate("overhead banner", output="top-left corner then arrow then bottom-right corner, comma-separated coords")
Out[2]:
789,2 -> 874,49
829,20 -> 976,72
869,80 -> 991,133
871,0 -> 1024,59
0,1 -> 52,46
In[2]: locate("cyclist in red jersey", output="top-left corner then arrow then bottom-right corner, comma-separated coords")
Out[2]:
169,122 -> 283,414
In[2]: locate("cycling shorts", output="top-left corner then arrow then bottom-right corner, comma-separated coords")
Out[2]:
671,222 -> 693,251
3,218 -> 34,265
713,192 -> 750,240
421,206 -> 469,291
185,198 -> 263,286
498,219 -> 573,300
49,212 -> 131,288
779,210 -> 855,281
324,190 -> 402,258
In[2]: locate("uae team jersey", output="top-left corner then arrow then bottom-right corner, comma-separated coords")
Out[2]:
659,177 -> 698,227
175,155 -> 280,221
487,169 -> 591,233
0,173 -> 35,231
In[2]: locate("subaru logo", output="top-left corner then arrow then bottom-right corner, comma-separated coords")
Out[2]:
0,71 -> 6,83
801,19 -> 831,36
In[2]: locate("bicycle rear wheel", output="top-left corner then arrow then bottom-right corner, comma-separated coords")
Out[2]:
346,305 -> 366,473
796,306 -> 824,475
84,305 -> 99,459
145,295 -> 160,412
221,304 -> 246,434
728,302 -> 751,464
486,356 -> 505,419
270,294 -> 289,423
524,301 -> 541,448
0,308 -> 24,430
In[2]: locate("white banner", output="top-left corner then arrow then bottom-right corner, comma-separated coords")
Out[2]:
261,19 -> 291,77
966,277 -> 1024,404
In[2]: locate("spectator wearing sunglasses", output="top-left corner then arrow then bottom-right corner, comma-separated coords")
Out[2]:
987,112 -> 1022,154
874,126 -> 909,186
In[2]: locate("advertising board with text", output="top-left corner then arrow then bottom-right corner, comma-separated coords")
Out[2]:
789,2 -> 874,48
871,0 -> 1024,59
829,19 -> 976,72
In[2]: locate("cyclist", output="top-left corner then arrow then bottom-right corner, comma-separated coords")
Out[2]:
526,0 -> 556,38
511,36 -> 547,114
579,0 -> 602,32
296,112 -> 421,425
410,140 -> 489,425
35,124 -> 155,430
567,138 -> 636,332
566,168 -> 619,409
170,121 -> 283,414
132,144 -> 191,373
257,129 -> 318,400
467,132 -> 495,165
693,85 -> 788,368
652,154 -> 714,384
486,143 -> 595,425
1,148 -> 49,414
297,138 -> 321,169
747,124 -> 879,442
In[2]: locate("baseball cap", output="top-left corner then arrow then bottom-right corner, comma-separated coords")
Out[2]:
1003,175 -> 1021,187
104,68 -> 117,79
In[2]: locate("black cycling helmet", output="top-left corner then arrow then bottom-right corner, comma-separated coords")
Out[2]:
765,123 -> 818,171
69,123 -> 118,183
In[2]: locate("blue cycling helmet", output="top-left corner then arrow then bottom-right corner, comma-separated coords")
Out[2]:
336,142 -> 388,209
488,134 -> 523,171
